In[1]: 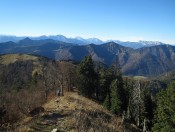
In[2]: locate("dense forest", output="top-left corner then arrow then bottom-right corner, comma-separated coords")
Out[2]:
0,54 -> 175,131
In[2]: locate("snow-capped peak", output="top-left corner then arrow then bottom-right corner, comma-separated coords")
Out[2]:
139,40 -> 164,46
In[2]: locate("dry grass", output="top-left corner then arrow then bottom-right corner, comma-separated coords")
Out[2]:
0,54 -> 38,65
12,92 -> 139,132
0,54 -> 43,84
0,54 -> 44,76
41,92 -> 125,131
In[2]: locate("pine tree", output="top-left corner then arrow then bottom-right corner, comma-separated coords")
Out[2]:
152,81 -> 175,132
98,67 -> 115,102
103,94 -> 111,110
110,79 -> 122,114
98,68 -> 108,102
101,64 -> 126,114
77,56 -> 96,98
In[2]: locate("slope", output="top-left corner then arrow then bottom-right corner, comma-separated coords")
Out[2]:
1,40 -> 175,77
55,42 -> 175,76
15,92 -> 140,132
122,45 -> 175,76
0,54 -> 52,90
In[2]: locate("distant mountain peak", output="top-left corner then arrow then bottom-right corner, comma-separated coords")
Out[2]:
0,34 -> 170,49
19,37 -> 33,42
23,37 -> 32,40
18,37 -> 34,45
139,40 -> 164,46
74,36 -> 84,40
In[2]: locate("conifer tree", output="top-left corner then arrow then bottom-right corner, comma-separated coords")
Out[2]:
110,79 -> 122,114
98,67 -> 115,102
102,65 -> 126,114
152,81 -> 175,131
103,94 -> 111,110
77,56 -> 96,98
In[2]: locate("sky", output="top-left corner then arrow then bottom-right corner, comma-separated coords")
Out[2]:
0,0 -> 175,44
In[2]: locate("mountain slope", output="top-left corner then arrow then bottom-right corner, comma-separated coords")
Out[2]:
15,92 -> 139,132
56,42 -> 133,65
0,41 -> 16,53
55,43 -> 175,76
0,54 -> 52,89
1,39 -> 175,77
0,38 -> 74,59
118,45 -> 175,76
55,43 -> 115,64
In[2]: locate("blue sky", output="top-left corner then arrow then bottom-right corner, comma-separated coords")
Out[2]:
0,0 -> 175,43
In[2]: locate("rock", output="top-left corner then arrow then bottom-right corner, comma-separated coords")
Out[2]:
51,128 -> 58,132
29,106 -> 44,116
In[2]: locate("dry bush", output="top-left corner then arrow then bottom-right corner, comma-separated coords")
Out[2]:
0,91 -> 23,132
72,109 -> 123,132
16,88 -> 45,116
0,86 -> 46,127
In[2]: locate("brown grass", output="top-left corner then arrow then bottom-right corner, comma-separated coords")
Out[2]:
42,92 -> 125,131
0,54 -> 38,65
6,92 -> 140,132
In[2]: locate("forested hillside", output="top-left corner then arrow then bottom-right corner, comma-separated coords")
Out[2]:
1,39 -> 175,76
0,54 -> 77,129
0,54 -> 175,131
76,56 -> 175,131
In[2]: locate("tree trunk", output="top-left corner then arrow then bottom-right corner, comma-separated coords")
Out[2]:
61,84 -> 64,96
45,87 -> 48,100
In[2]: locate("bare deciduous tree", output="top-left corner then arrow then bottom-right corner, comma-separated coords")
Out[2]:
129,81 -> 144,127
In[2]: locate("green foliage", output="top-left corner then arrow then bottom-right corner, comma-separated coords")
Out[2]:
110,80 -> 122,114
103,94 -> 111,110
143,89 -> 154,121
124,79 -> 155,130
98,68 -> 108,101
100,65 -> 126,114
77,56 -> 127,115
152,81 -> 175,132
98,67 -> 115,102
77,56 -> 96,98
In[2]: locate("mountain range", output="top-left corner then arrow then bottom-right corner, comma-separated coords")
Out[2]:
0,35 -> 169,49
0,37 -> 175,77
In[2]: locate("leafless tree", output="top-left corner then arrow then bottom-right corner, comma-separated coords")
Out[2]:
41,61 -> 77,98
129,80 -> 144,127
41,61 -> 58,99
56,62 -> 77,94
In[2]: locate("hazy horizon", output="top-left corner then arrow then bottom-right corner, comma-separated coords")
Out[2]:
0,0 -> 175,44
0,34 -> 174,44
